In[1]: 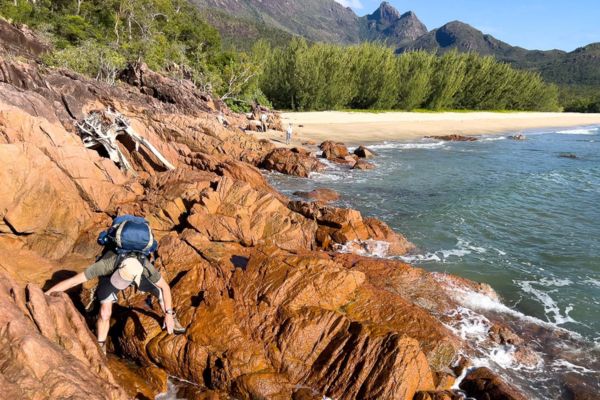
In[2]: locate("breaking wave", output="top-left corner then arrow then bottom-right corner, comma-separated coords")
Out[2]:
398,239 -> 487,264
556,127 -> 598,135
368,141 -> 446,150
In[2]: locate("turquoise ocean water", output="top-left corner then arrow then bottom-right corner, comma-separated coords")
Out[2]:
268,125 -> 600,398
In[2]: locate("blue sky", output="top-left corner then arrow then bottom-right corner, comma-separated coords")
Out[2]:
335,0 -> 599,51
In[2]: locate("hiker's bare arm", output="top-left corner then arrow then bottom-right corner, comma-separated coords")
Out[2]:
45,272 -> 88,295
155,277 -> 174,334
155,277 -> 173,313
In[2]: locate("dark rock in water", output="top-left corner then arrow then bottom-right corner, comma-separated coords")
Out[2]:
488,324 -> 523,346
559,153 -> 578,159
354,145 -> 377,158
293,188 -> 340,203
353,159 -> 376,170
460,367 -> 527,400
426,135 -> 478,142
509,134 -> 527,140
261,148 -> 326,177
319,140 -> 350,159
561,372 -> 600,400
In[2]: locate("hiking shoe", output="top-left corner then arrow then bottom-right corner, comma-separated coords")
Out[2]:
163,315 -> 187,334
173,315 -> 186,334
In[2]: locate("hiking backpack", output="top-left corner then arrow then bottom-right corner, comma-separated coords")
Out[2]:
97,215 -> 158,256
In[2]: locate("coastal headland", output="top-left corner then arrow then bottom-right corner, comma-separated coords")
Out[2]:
0,19 -> 597,400
274,111 -> 600,145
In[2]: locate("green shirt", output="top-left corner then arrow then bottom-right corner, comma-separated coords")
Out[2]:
84,251 -> 162,284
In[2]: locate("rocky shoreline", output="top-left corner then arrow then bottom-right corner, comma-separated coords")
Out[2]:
0,20 -> 588,400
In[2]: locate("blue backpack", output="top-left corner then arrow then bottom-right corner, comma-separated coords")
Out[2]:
97,215 -> 158,256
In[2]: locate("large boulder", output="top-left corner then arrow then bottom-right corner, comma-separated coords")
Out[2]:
119,62 -> 216,114
0,271 -> 128,399
320,140 -> 350,160
460,368 -> 527,400
260,148 -> 326,177
0,19 -> 49,59
187,177 -> 317,251
354,145 -> 377,159
353,159 -> 376,170
288,201 -> 414,255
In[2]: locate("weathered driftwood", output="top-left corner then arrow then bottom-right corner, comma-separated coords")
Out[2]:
76,109 -> 175,173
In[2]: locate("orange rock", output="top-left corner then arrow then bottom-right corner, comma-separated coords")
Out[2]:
261,148 -> 326,177
0,271 -> 128,399
293,188 -> 340,203
319,140 -> 350,159
352,159 -> 376,170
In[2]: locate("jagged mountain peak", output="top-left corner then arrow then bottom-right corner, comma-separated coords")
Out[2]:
362,3 -> 427,46
369,1 -> 402,23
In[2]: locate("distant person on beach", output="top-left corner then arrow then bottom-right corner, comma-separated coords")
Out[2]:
260,113 -> 268,132
286,123 -> 293,145
45,215 -> 185,354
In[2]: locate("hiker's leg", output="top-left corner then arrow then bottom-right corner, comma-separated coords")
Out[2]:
95,276 -> 119,343
97,301 -> 113,342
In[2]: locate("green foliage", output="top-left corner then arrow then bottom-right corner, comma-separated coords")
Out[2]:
396,51 -> 435,110
44,40 -> 126,83
1,0 -> 261,102
348,43 -> 398,109
258,41 -> 560,112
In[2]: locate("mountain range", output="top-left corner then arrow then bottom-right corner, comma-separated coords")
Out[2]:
190,0 -> 600,90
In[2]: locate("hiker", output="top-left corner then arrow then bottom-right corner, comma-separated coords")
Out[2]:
286,123 -> 293,145
45,215 -> 185,354
260,112 -> 268,132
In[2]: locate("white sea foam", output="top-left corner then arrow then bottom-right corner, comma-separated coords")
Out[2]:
444,306 -> 543,372
479,136 -> 508,142
435,273 -> 576,334
551,359 -> 595,374
155,380 -> 184,400
334,240 -> 390,258
368,141 -> 446,150
517,280 -> 577,325
583,277 -> 600,288
308,172 -> 343,181
556,127 -> 599,135
537,277 -> 573,287
398,239 -> 486,264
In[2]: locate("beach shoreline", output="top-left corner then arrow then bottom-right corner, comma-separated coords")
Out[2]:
263,111 -> 600,146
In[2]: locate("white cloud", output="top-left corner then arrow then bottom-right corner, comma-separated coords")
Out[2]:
334,0 -> 364,9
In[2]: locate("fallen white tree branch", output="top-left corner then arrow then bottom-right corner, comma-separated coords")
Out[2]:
77,108 -> 175,173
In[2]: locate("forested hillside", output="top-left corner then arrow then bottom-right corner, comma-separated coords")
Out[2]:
0,0 -> 561,112
0,0 -> 268,107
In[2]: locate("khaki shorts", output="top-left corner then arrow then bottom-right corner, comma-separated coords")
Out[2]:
97,275 -> 163,304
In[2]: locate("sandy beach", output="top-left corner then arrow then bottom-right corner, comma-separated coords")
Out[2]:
261,111 -> 600,146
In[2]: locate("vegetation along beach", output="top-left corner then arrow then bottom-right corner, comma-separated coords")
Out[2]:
0,1 -> 598,399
